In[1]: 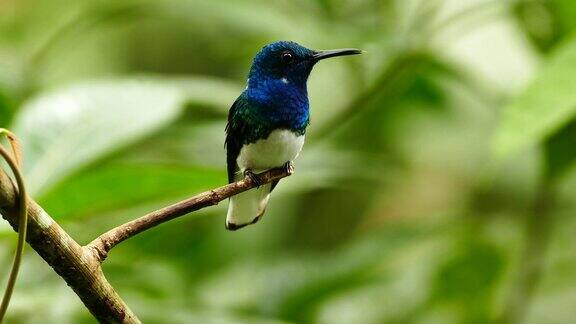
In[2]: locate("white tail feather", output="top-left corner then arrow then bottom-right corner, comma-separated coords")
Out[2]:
226,183 -> 272,229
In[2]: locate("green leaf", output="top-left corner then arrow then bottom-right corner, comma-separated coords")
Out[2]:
38,162 -> 224,221
10,77 -> 240,197
11,78 -> 185,196
493,37 -> 576,159
0,91 -> 13,127
551,0 -> 576,35
545,120 -> 576,179
431,241 -> 504,322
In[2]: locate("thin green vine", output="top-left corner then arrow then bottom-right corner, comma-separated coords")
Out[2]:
0,129 -> 27,323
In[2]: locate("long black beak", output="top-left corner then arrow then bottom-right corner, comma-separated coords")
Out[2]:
312,48 -> 362,62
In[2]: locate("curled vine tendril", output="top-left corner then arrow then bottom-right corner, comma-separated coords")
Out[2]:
0,129 -> 27,322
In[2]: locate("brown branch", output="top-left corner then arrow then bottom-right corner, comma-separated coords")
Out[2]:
0,169 -> 139,323
87,166 -> 292,262
0,165 -> 291,322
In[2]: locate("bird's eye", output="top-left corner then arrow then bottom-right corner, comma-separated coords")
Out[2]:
280,51 -> 294,64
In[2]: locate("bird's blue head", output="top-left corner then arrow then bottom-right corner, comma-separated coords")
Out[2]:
247,41 -> 361,90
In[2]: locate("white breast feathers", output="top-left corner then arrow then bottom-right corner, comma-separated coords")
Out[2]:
237,129 -> 305,173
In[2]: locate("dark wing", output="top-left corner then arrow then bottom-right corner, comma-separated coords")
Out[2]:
225,97 -> 246,184
225,94 -> 277,185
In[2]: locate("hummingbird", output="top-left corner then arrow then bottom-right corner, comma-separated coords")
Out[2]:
225,41 -> 361,230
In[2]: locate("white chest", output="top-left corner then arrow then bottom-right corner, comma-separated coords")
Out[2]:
237,129 -> 305,171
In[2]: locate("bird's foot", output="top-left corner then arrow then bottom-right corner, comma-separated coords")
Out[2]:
244,169 -> 264,186
283,161 -> 295,175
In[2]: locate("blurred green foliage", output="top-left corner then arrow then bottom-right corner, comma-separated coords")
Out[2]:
1,0 -> 576,323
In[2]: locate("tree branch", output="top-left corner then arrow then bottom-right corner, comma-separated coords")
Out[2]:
0,169 -> 139,323
87,166 -> 292,262
0,165 -> 291,322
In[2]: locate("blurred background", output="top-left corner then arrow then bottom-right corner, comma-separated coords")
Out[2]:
1,0 -> 576,323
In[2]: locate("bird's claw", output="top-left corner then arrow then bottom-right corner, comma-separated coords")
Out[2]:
244,169 -> 264,186
283,161 -> 295,175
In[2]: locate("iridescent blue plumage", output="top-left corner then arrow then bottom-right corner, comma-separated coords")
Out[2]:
225,41 -> 361,230
228,42 -> 313,145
